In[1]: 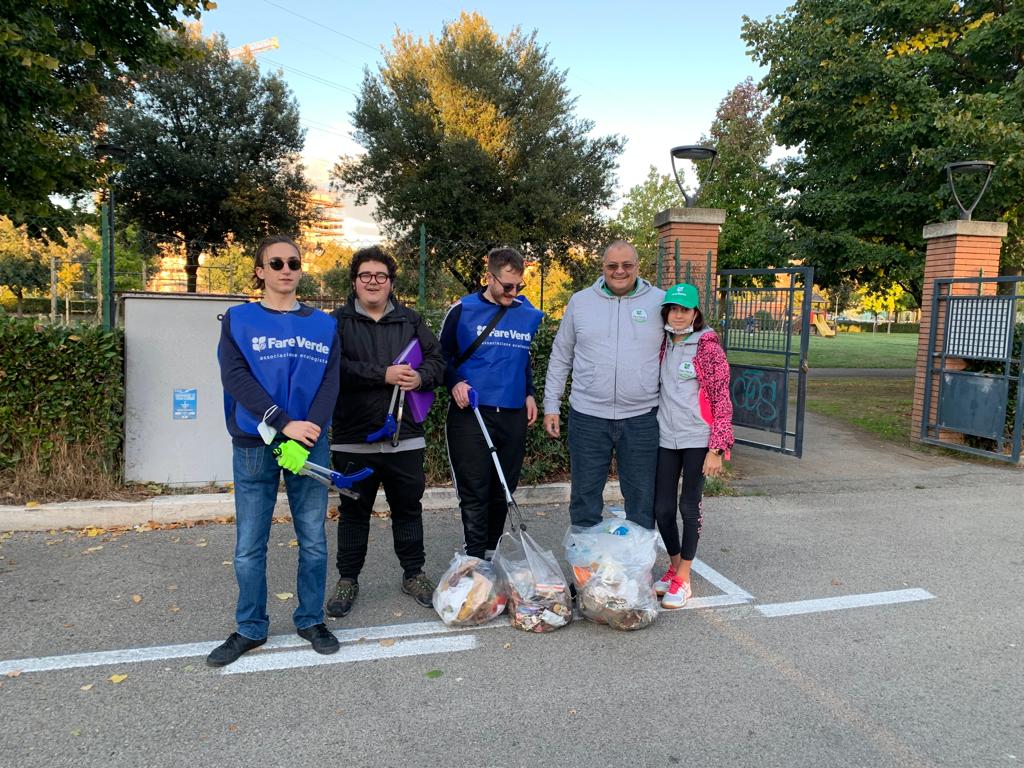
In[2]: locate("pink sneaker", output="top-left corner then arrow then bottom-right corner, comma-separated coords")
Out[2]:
654,568 -> 676,596
661,578 -> 692,609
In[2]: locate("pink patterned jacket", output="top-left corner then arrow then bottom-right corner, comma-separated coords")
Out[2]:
692,330 -> 735,457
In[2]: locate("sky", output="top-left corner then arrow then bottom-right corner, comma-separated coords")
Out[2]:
199,0 -> 792,239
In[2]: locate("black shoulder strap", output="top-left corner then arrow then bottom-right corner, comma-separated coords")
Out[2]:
455,304 -> 509,368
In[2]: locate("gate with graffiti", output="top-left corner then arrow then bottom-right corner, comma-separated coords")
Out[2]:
716,267 -> 813,457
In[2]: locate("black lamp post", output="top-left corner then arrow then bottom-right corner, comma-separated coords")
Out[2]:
943,160 -> 995,221
95,143 -> 127,328
670,145 -> 718,208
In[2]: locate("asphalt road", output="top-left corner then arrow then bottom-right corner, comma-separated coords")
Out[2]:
1,419 -> 1022,768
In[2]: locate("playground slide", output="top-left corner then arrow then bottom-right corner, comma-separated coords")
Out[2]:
813,316 -> 836,337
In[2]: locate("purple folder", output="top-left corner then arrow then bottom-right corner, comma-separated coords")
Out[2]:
394,338 -> 435,423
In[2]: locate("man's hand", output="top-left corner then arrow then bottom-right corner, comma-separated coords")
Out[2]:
384,364 -> 411,386
703,450 -> 724,478
451,381 -> 471,409
525,396 -> 538,426
396,366 -> 422,391
544,413 -> 560,438
276,440 -> 310,474
282,420 -> 320,448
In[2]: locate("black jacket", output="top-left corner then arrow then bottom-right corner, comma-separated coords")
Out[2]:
330,296 -> 445,445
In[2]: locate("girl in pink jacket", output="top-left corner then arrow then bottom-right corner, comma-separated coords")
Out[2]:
652,283 -> 735,608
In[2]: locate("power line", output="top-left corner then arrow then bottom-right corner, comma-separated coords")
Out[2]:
258,0 -> 379,52
301,120 -> 350,140
262,57 -> 359,95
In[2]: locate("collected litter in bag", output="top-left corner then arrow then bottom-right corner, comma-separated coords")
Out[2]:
432,553 -> 507,626
564,519 -> 663,631
493,528 -> 573,633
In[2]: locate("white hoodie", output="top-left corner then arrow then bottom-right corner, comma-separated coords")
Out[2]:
544,276 -> 666,420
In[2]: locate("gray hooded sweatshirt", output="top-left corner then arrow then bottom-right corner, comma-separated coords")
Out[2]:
544,276 -> 666,420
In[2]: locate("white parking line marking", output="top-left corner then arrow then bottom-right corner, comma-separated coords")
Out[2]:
756,588 -> 935,618
692,558 -> 755,600
222,635 -> 477,674
0,618 -> 505,676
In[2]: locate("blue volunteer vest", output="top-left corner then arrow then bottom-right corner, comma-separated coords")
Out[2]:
223,302 -> 337,436
453,293 -> 543,408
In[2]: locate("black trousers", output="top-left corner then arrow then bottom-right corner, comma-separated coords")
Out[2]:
445,403 -> 528,558
332,449 -> 426,581
653,446 -> 708,560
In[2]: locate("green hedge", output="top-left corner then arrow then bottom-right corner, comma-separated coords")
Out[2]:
835,321 -> 920,334
0,317 -> 123,475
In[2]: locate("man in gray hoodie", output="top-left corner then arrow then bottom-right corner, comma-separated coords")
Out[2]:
543,240 -> 665,529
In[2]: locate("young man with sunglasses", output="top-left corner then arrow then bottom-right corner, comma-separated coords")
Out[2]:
325,246 -> 445,619
543,240 -> 665,530
439,247 -> 543,559
210,234 -> 341,667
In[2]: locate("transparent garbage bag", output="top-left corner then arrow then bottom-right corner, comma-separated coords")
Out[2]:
432,553 -> 507,626
493,528 -> 573,633
563,519 -> 664,631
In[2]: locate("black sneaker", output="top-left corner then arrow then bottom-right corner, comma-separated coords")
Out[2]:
401,572 -> 435,608
205,632 -> 266,667
326,578 -> 358,618
297,623 -> 340,655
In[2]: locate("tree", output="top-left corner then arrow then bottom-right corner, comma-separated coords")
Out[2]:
0,218 -> 49,315
859,283 -> 906,332
609,167 -> 683,279
334,12 -> 623,293
107,27 -> 312,293
696,78 -> 782,271
0,0 -> 211,225
743,1 -> 1024,299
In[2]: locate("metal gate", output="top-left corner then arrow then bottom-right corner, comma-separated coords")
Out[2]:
920,276 -> 1024,463
717,267 -> 813,457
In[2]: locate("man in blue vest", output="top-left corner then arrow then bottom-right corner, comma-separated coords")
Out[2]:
209,234 -> 341,667
440,247 -> 544,559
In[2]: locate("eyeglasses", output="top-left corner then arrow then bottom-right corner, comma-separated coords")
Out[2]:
490,273 -> 526,295
604,262 -> 637,274
266,257 -> 302,271
357,271 -> 391,285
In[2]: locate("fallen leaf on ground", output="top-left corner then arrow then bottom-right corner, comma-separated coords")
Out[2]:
227,724 -> 237,732
131,595 -> 142,604
85,527 -> 105,537
70,729 -> 81,737
80,684 -> 93,691
64,623 -> 74,628
84,545 -> 103,553
425,669 -> 443,679
568,708 -> 577,716
379,638 -> 396,647
392,611 -> 403,618
503,643 -> 512,650
6,670 -> 22,678
167,584 -> 178,591
288,539 -> 298,548
222,561 -> 232,566
195,540 -> 208,548
169,605 -> 180,613
831,579 -> 843,586
274,592 -> 293,601
109,674 -> 127,684
25,500 -> 40,508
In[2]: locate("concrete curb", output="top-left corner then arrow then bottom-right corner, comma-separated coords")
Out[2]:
0,482 -> 625,532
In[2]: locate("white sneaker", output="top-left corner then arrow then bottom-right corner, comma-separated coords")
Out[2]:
661,579 -> 692,609
653,568 -> 675,597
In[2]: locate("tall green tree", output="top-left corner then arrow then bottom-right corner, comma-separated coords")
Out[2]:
744,0 -> 1024,298
0,218 -> 48,315
107,27 -> 311,293
696,78 -> 782,271
0,0 -> 211,225
334,12 -> 623,292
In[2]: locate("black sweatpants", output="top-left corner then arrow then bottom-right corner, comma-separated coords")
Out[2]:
445,402 -> 528,558
653,446 -> 708,560
332,449 -> 426,581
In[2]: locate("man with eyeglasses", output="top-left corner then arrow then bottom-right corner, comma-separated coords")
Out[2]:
210,234 -> 341,667
544,240 -> 665,530
325,245 -> 445,619
439,247 -> 543,560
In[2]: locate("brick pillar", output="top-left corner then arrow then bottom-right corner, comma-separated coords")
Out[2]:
911,220 -> 1008,443
653,208 -> 726,302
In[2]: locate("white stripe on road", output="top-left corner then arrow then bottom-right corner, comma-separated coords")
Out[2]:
692,558 -> 755,600
222,634 -> 477,674
756,588 -> 935,618
663,594 -> 753,612
0,618 -> 505,676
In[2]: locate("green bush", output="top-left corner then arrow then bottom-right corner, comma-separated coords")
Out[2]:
836,321 -> 919,334
0,317 -> 123,500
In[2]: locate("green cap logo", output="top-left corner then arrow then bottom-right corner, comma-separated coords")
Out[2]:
662,283 -> 699,309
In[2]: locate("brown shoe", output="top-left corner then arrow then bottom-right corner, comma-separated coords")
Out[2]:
401,572 -> 435,608
326,578 -> 358,618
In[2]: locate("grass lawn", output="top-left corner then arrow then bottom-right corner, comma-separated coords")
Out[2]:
727,331 -> 919,369
804,377 -> 915,442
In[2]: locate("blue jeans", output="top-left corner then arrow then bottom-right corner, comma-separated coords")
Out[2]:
567,407 -> 659,529
232,436 -> 329,640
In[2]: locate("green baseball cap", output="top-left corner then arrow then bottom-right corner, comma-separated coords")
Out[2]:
662,283 -> 699,309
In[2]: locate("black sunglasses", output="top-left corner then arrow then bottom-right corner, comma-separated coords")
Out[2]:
490,272 -> 526,295
266,257 -> 302,271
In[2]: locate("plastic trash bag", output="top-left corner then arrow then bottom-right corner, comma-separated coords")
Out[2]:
432,553 -> 507,626
493,529 -> 573,633
563,519 -> 664,631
